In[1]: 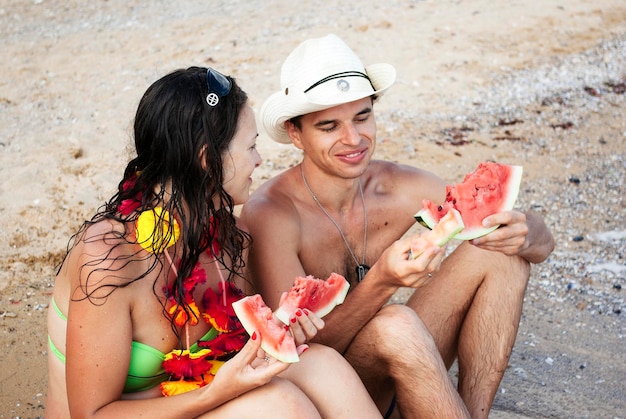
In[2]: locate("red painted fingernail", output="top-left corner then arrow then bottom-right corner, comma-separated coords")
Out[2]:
251,331 -> 257,340
296,309 -> 303,317
301,346 -> 309,353
303,308 -> 310,315
284,325 -> 290,331
291,316 -> 297,323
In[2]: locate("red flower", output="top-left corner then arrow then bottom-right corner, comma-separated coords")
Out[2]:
159,352 -> 224,396
122,173 -> 139,192
118,197 -> 142,215
197,327 -> 247,358
203,216 -> 221,256
182,264 -> 207,295
162,263 -> 207,328
118,172 -> 142,215
162,349 -> 214,379
202,282 -> 244,333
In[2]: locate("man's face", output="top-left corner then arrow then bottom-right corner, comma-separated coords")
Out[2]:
286,97 -> 377,177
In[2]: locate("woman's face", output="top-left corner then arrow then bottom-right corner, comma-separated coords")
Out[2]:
222,103 -> 262,205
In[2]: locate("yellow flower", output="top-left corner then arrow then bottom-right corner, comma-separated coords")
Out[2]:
135,207 -> 180,253
160,349 -> 218,396
163,348 -> 213,361
160,379 -> 204,397
208,360 -> 224,375
167,300 -> 201,327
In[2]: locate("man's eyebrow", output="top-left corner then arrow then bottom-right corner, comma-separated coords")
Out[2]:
313,106 -> 373,128
356,106 -> 372,116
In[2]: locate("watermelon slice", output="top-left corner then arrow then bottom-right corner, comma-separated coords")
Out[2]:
409,208 -> 464,259
232,294 -> 299,363
274,273 -> 350,325
415,162 -> 523,240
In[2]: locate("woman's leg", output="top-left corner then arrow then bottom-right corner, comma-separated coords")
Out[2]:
197,376 -> 321,419
281,343 -> 382,419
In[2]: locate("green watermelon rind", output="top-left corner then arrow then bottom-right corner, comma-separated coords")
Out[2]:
415,165 -> 523,241
416,210 -> 498,241
274,274 -> 350,325
409,209 -> 465,259
232,296 -> 300,363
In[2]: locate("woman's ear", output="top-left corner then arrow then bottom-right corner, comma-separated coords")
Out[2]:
198,144 -> 209,171
285,121 -> 304,150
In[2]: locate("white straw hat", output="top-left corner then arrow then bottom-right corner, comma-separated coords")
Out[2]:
261,34 -> 396,144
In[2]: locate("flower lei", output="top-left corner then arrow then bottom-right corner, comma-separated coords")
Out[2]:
120,175 -> 247,396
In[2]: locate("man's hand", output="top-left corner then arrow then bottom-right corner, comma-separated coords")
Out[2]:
369,234 -> 446,290
470,210 -> 529,255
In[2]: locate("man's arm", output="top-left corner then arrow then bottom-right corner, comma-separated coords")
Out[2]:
242,189 -> 445,353
311,236 -> 445,352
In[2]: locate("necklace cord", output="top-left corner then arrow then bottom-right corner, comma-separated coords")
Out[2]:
300,166 -> 367,267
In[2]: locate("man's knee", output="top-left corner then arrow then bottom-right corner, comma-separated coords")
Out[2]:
363,304 -> 439,364
458,242 -> 531,290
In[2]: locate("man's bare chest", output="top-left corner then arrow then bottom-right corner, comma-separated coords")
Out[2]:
298,207 -> 412,286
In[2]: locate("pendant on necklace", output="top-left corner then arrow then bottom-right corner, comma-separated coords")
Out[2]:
356,264 -> 370,283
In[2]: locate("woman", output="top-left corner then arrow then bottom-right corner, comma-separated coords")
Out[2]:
45,67 -> 380,418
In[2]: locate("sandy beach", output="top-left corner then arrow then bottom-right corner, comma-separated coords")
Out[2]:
1,1 -> 625,417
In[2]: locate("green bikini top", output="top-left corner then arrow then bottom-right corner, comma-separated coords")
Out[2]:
125,328 -> 218,393
49,297 -> 219,393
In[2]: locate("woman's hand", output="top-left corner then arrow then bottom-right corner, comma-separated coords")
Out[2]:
206,331 -> 290,402
282,308 -> 325,346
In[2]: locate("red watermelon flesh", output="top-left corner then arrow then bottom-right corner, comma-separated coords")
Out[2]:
415,162 -> 523,240
232,294 -> 299,363
274,273 -> 350,325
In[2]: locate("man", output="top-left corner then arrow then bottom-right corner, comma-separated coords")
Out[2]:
241,34 -> 555,419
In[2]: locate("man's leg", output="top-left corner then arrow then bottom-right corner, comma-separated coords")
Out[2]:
408,242 -> 530,418
344,304 -> 470,419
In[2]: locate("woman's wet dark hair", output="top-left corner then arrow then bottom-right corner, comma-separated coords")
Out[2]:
63,67 -> 250,336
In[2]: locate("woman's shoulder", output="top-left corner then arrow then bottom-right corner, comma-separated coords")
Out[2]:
75,218 -> 134,254
65,218 -> 149,290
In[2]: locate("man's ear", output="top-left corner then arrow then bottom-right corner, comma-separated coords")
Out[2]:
285,121 -> 304,150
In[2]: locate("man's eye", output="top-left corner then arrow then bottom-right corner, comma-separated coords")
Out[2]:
320,124 -> 337,132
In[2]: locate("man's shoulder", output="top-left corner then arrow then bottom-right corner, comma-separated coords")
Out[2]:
244,169 -> 299,218
368,159 -> 441,184
366,160 -> 446,203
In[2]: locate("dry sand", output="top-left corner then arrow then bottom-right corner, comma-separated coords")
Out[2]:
1,1 -> 625,417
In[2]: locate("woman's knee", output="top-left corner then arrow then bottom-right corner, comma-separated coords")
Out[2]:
210,378 -> 320,419
263,378 -> 316,408
284,343 -> 355,383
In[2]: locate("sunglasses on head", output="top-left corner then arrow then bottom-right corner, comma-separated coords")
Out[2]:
206,68 -> 232,106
